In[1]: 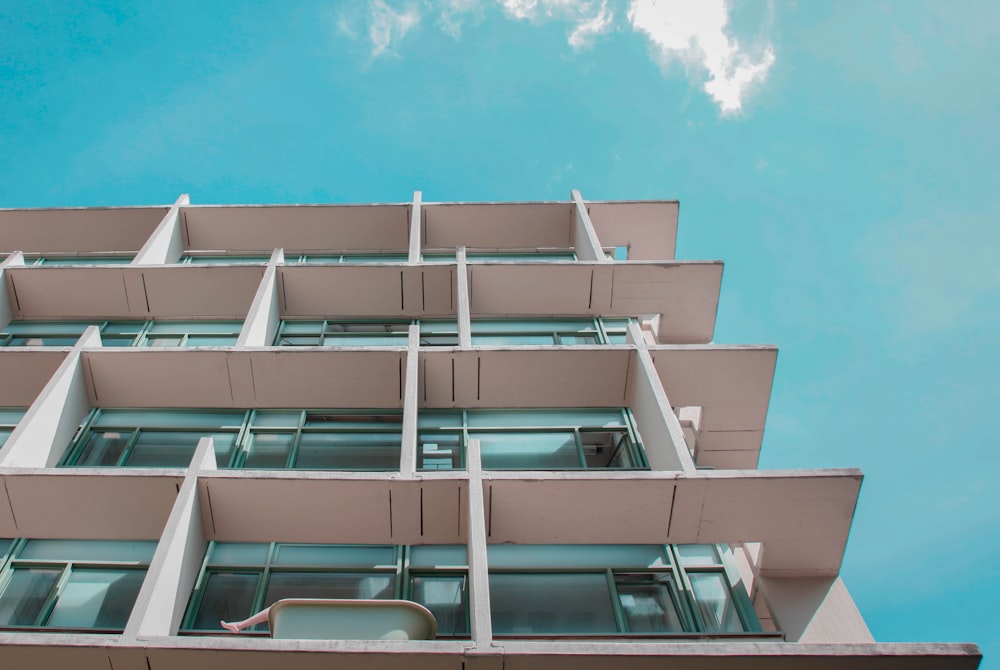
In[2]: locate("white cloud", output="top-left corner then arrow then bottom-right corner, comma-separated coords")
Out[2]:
438,0 -> 482,38
368,0 -> 421,58
567,2 -> 613,50
627,0 -> 775,115
494,0 -> 614,50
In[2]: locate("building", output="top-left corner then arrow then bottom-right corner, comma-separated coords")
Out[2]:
0,192 -> 981,669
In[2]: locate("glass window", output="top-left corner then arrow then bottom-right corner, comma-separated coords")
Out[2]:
467,251 -> 577,262
490,573 -> 617,635
290,253 -> 409,264
180,255 -> 269,265
274,321 -> 409,347
27,256 -> 134,266
471,319 -> 602,346
0,539 -> 151,632
182,543 -> 467,637
139,321 -> 242,347
0,408 -> 26,448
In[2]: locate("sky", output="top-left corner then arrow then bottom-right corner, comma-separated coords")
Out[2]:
1,0 -> 997,662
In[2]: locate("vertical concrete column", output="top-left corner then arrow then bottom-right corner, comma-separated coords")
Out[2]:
0,251 -> 25,330
456,246 -> 472,349
0,326 -> 100,468
236,248 -> 284,347
132,194 -> 190,265
571,189 -> 609,262
626,321 -> 695,473
466,437 -> 493,648
677,406 -> 703,459
400,324 -> 420,477
123,437 -> 215,640
408,191 -> 422,264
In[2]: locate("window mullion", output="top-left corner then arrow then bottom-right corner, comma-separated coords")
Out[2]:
34,563 -> 72,627
606,569 -> 628,633
116,429 -> 143,467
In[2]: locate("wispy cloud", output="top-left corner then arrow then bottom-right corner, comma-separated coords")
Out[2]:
341,0 -> 775,115
627,0 -> 775,116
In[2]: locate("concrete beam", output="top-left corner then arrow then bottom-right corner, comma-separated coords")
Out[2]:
456,247 -> 472,349
400,324 -> 420,477
466,438 -> 493,649
409,191 -> 422,264
571,190 -> 609,262
132,194 -> 190,265
237,248 -> 284,347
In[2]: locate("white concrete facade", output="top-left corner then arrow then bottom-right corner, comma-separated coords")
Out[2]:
0,194 -> 981,669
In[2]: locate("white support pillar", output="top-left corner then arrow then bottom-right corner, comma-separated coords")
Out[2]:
132,194 -> 190,265
0,251 -> 25,330
123,437 -> 215,640
466,437 -> 493,648
627,321 -> 696,473
0,326 -> 100,468
236,248 -> 284,347
408,191 -> 422,264
677,406 -> 703,460
400,324 -> 420,477
456,246 -> 472,349
571,189 -> 609,262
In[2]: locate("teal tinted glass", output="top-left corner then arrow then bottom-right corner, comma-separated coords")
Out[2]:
473,334 -> 554,345
478,431 -> 579,469
471,319 -> 597,333
340,254 -> 408,263
676,545 -> 721,566
252,411 -> 302,428
616,575 -> 685,633
45,569 -> 145,629
19,540 -> 156,563
490,573 -> 616,634
273,545 -> 395,568
0,568 -> 60,625
467,410 -> 625,428
147,321 -> 242,334
192,572 -> 258,630
244,432 -> 294,469
183,255 -> 268,264
37,256 -> 133,265
0,539 -> 11,557
294,433 -> 400,469
277,321 -> 322,335
0,409 -> 24,424
418,412 -> 462,428
417,432 -> 462,470
2,321 -> 91,335
263,573 -> 395,607
409,545 -> 468,568
487,545 -> 668,569
209,543 -> 269,566
75,430 -> 133,466
0,429 -> 11,446
689,573 -> 743,632
412,575 -> 468,637
93,410 -> 246,428
124,432 -> 202,467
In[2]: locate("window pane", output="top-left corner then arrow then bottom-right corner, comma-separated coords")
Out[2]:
9,336 -> 80,346
185,335 -> 239,347
294,433 -> 400,470
273,545 -> 395,568
46,569 -> 145,629
20,540 -> 156,563
478,431 -> 579,469
409,545 -> 468,568
243,432 -> 294,469
676,545 -> 721,566
616,575 -> 685,633
304,413 -> 402,429
3,322 -> 90,335
75,431 -> 133,466
487,545 -> 669,569
191,572 -> 259,630
412,576 -> 468,637
580,431 -> 633,468
102,322 -> 146,336
0,539 -> 11,557
418,432 -> 462,470
489,574 -> 616,635
125,432 -> 202,467
0,409 -> 26,424
147,322 -> 241,334
276,335 -> 322,346
0,429 -> 11,447
467,410 -> 624,428
93,410 -> 245,429
209,543 -> 269,566
557,334 -> 600,345
0,568 -> 60,626
689,573 -> 742,632
417,412 -> 462,429
278,321 -> 322,335
252,412 -> 302,428
263,573 -> 395,607
473,334 -> 555,346
322,334 -> 407,346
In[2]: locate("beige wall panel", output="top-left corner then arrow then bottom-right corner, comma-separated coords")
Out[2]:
419,480 -> 466,544
652,347 -> 776,432
1,474 -> 179,539
0,207 -> 167,253
183,205 -> 410,252
280,266 -> 406,317
695,448 -> 760,470
203,478 -> 393,543
8,268 -> 132,318
141,267 -> 262,318
613,264 -> 721,343
698,429 -> 767,455
470,265 -> 595,315
587,201 -> 678,261
249,350 -> 403,408
476,349 -> 630,408
487,479 -> 673,543
0,350 -> 66,405
424,203 -> 573,249
86,351 -> 235,407
420,266 -> 456,316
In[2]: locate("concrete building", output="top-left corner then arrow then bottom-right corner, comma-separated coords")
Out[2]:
0,192 -> 980,668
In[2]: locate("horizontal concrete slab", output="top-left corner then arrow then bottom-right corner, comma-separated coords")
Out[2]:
0,206 -> 167,254
423,202 -> 574,250
0,349 -> 67,406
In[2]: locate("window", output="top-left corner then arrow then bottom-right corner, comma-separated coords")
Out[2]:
0,539 -> 154,632
488,544 -> 758,637
422,251 -> 577,262
22,255 -> 134,266
0,321 -> 242,348
0,408 -> 26,447
59,409 -> 403,471
181,543 -> 469,638
273,320 -> 459,347
179,254 -> 270,265
470,318 -> 633,346
417,409 -> 647,471
287,253 -> 409,264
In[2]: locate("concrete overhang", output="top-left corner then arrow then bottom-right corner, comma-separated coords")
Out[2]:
650,345 -> 778,469
423,201 -> 575,250
0,636 -> 979,669
586,200 -> 679,261
0,349 -> 67,405
191,467 -> 859,577
278,264 -> 456,318
5,266 -> 263,320
0,471 -> 180,539
468,261 -> 722,343
0,206 -> 168,254
181,204 -> 411,252
81,349 -> 406,409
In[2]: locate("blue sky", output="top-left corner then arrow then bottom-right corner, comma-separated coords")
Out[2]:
1,0 -> 997,662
